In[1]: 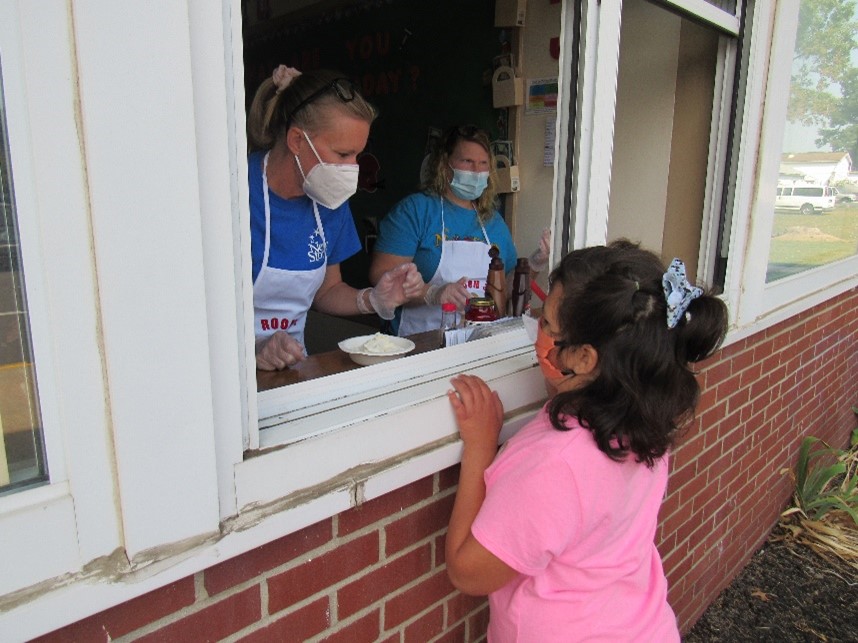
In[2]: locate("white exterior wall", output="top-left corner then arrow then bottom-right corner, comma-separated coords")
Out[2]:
1,1 -> 857,640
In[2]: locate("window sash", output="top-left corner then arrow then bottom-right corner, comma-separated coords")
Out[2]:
658,0 -> 742,34
0,0 -> 121,595
734,0 -> 858,325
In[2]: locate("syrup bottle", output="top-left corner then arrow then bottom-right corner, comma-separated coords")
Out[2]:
510,257 -> 531,316
485,246 -> 507,317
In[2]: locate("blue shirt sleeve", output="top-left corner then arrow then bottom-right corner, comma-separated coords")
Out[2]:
375,194 -> 431,256
375,193 -> 441,282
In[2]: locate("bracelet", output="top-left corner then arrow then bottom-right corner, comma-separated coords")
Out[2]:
356,287 -> 373,314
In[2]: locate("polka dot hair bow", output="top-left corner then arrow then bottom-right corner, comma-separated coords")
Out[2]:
662,258 -> 703,329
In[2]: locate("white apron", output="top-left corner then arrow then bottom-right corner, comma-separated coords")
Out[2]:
398,198 -> 491,337
253,152 -> 327,350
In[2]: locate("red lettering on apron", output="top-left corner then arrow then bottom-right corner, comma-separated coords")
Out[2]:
262,317 -> 296,331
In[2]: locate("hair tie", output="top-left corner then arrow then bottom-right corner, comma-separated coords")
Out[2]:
662,258 -> 702,328
272,65 -> 302,94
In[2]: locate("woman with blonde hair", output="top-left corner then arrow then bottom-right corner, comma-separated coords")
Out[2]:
370,125 -> 549,336
247,66 -> 422,370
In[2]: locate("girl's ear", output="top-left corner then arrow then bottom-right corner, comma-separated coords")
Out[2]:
568,344 -> 599,376
285,126 -> 304,155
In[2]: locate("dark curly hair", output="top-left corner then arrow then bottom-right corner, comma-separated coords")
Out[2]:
547,240 -> 728,467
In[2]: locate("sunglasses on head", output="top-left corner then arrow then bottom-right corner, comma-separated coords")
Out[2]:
286,78 -> 357,128
445,124 -> 483,145
455,124 -> 480,138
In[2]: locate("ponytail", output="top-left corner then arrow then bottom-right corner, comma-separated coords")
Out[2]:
546,241 -> 728,466
247,67 -> 377,152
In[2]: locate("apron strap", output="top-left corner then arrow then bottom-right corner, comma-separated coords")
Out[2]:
262,152 -> 273,268
440,197 -> 491,246
262,151 -> 328,269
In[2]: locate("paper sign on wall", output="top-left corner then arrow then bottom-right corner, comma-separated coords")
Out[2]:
544,119 -> 556,167
525,77 -> 559,115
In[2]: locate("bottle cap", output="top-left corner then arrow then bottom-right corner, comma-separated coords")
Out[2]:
441,302 -> 457,312
488,247 -> 504,271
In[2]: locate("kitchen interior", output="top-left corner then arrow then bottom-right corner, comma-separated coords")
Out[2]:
241,0 -> 560,353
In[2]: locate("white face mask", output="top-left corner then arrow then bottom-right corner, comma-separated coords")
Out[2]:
295,131 -> 360,210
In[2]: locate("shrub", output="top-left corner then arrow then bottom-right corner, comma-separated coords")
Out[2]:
779,410 -> 858,572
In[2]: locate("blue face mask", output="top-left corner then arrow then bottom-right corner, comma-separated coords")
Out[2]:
449,167 -> 489,201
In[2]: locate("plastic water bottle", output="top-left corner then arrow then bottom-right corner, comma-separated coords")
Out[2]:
440,302 -> 458,347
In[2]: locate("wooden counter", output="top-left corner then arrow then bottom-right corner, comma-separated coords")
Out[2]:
256,330 -> 443,392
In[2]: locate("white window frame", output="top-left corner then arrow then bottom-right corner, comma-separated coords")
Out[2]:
0,0 -> 120,598
2,0 -> 228,620
574,0 -> 858,341
4,1 -> 857,640
733,0 -> 858,332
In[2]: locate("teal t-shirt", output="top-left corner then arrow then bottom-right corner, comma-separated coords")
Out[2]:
375,192 -> 518,283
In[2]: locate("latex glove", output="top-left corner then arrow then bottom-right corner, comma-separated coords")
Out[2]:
401,263 -> 426,299
370,262 -> 423,320
424,277 -> 470,309
529,228 -> 551,273
255,331 -> 306,371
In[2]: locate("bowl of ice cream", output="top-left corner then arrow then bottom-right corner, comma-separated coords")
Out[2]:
338,332 -> 416,366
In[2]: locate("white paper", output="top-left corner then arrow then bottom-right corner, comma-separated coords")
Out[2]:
544,119 -> 556,166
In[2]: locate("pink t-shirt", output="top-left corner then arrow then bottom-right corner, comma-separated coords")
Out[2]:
471,408 -> 679,642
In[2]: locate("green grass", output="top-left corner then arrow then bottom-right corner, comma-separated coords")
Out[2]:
767,204 -> 858,281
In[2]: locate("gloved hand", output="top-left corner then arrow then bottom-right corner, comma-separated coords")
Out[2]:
370,262 -> 424,320
255,331 -> 306,371
424,277 -> 470,309
529,228 -> 551,273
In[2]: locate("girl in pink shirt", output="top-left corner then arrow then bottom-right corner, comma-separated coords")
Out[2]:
446,241 -> 728,642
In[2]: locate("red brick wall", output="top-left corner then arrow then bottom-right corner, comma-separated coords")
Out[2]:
36,288 -> 858,641
663,286 -> 858,629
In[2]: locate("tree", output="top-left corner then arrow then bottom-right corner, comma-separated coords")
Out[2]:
817,67 -> 858,162
787,0 -> 858,160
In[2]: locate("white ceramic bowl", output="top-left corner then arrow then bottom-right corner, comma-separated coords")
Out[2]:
338,334 -> 416,366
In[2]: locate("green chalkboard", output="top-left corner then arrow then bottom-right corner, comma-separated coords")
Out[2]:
243,0 -> 509,286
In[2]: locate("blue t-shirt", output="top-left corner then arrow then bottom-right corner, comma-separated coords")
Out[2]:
375,192 -> 518,283
248,151 -> 361,282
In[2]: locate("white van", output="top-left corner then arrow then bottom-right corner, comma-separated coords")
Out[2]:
775,184 -> 836,214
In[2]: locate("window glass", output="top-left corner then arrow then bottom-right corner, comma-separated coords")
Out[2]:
608,0 -> 727,284
0,67 -> 47,493
242,0 -> 556,394
700,0 -> 738,14
766,0 -> 858,282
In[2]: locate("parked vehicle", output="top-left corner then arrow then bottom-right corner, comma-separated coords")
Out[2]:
830,187 -> 854,204
775,184 -> 836,214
